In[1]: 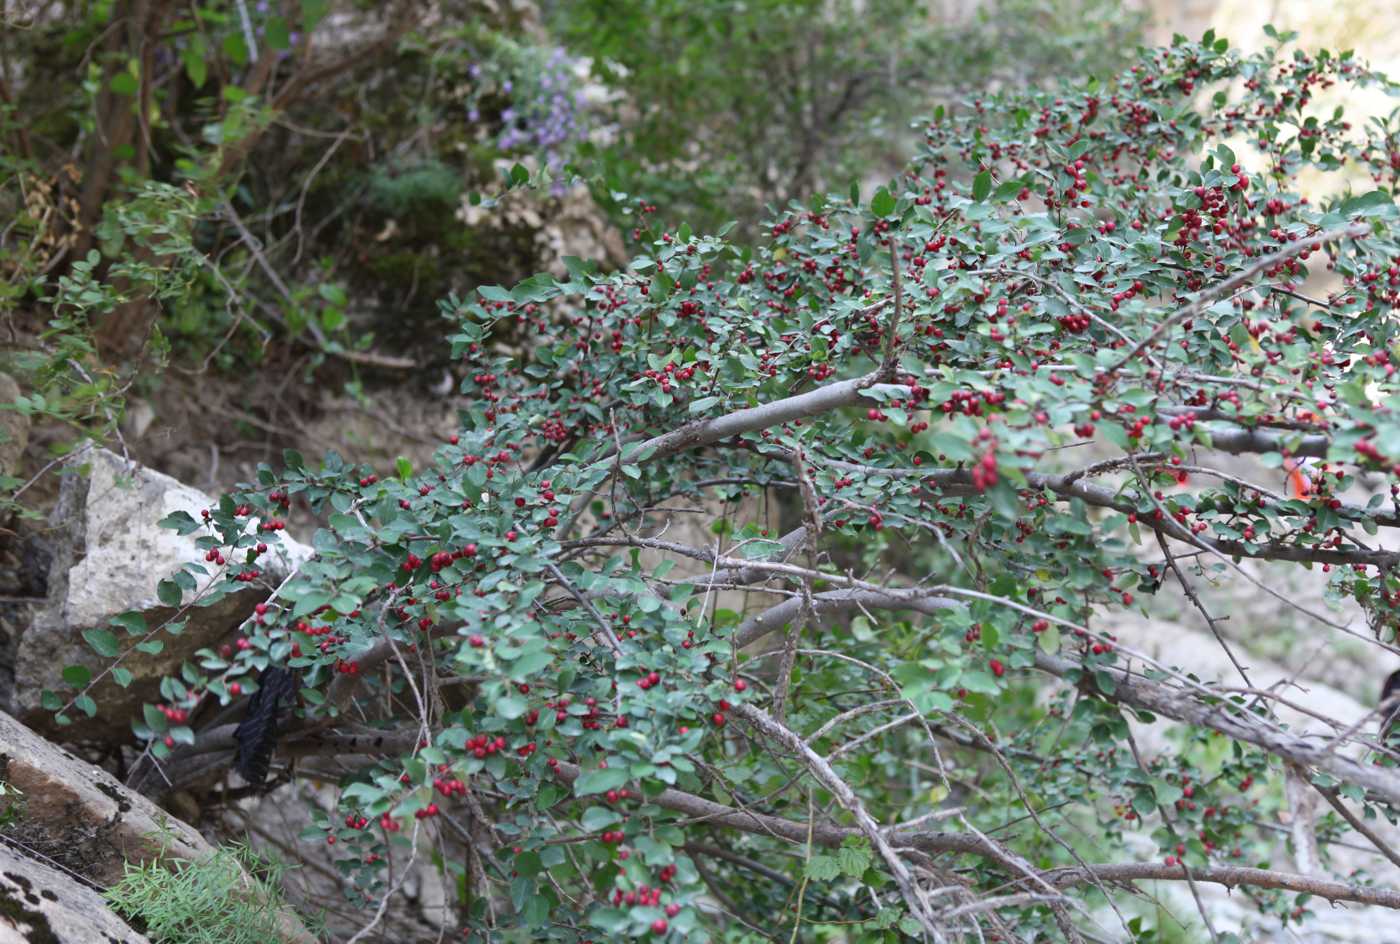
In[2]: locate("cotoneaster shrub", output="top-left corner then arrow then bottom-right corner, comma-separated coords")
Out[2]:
52,29 -> 1400,943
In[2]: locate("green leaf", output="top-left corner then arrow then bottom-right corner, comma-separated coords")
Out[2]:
959,669 -> 1000,695
83,628 -> 121,658
929,432 -> 973,462
158,511 -> 201,535
292,590 -> 332,618
496,694 -> 528,720
61,665 -> 92,688
804,854 -> 841,881
573,767 -> 630,797
512,272 -> 561,303
109,72 -> 139,97
871,187 -> 896,217
75,694 -> 97,718
157,579 -> 183,607
509,649 -> 553,679
993,178 -> 1025,200
301,0 -> 330,30
142,704 -> 169,734
1154,780 -> 1184,805
581,807 -> 622,831
972,171 -> 993,202
265,16 -> 291,50
112,667 -> 134,689
1339,190 -> 1395,217
222,33 -> 249,66
182,37 -> 208,88
837,837 -> 872,876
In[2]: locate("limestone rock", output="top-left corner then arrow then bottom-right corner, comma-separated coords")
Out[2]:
0,708 -> 315,943
0,842 -> 150,944
0,707 -> 214,886
14,447 -> 313,738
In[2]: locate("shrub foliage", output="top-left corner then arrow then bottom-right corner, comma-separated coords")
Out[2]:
52,29 -> 1400,943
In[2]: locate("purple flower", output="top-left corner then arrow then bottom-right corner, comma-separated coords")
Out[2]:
488,47 -> 586,181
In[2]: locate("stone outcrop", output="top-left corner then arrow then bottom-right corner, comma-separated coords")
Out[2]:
13,448 -> 312,738
0,708 -> 314,942
0,842 -> 151,944
0,707 -> 215,886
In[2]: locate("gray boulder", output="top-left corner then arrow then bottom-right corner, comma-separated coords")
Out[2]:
0,706 -> 216,886
0,708 -> 315,942
0,842 -> 150,944
14,447 -> 312,738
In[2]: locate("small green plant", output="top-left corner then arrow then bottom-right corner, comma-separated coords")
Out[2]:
104,841 -> 316,944
0,781 -> 23,830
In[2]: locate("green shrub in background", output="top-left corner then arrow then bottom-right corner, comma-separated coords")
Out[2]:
0,0 -> 1147,517
550,0 -> 1147,233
